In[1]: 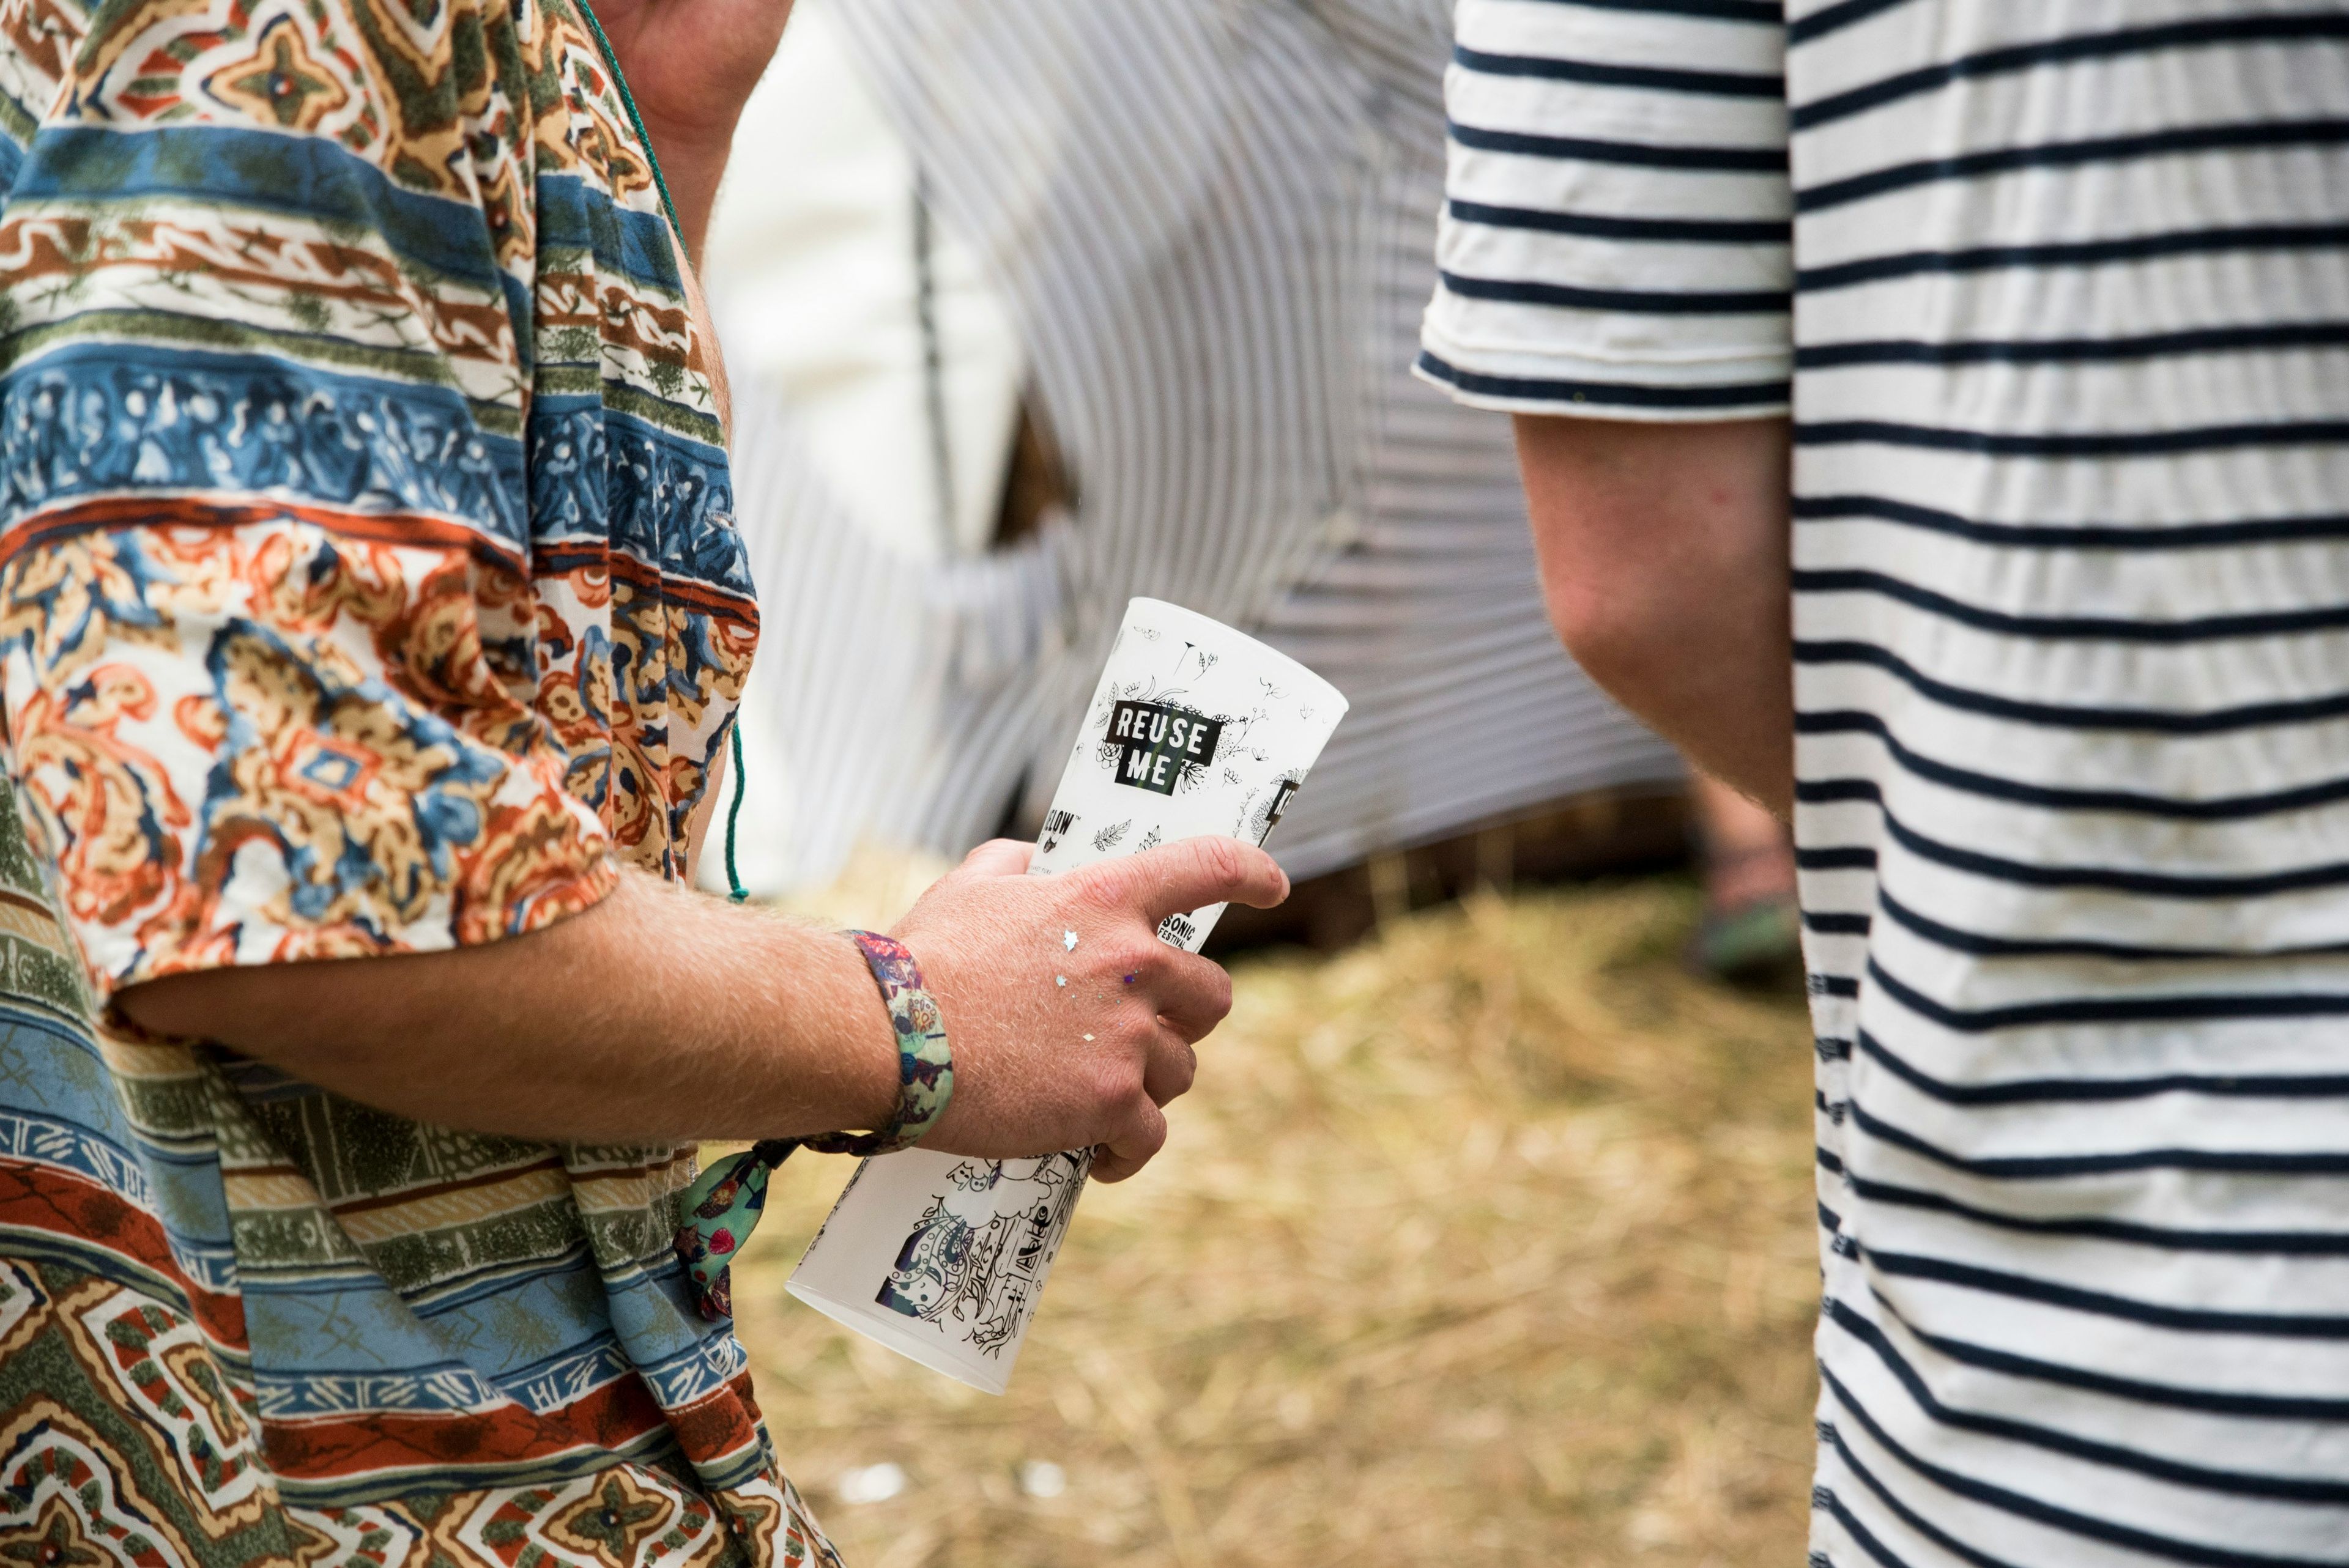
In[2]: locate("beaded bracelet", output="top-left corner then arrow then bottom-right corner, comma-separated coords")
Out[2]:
673,930 -> 955,1320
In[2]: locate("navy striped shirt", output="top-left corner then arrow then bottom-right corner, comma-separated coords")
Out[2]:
1421,2 -> 2349,1563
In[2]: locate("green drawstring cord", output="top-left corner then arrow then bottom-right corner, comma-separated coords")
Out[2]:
575,3 -> 752,907
725,723 -> 749,904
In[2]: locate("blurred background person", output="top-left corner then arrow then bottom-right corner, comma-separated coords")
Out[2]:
1688,775 -> 1800,985
617,3 -> 1849,1561
695,0 -> 1756,947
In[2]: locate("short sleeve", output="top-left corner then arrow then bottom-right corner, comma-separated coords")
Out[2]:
0,0 -> 617,996
1416,0 -> 1794,420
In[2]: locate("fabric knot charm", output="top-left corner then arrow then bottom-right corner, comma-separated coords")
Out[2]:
674,930 -> 954,1319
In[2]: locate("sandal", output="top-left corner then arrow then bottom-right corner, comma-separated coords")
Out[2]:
1686,841 -> 1803,986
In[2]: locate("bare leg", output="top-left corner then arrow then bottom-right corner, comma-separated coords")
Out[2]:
1687,772 -> 1800,984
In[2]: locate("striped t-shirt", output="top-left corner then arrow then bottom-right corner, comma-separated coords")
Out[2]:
1420,2 -> 2349,1563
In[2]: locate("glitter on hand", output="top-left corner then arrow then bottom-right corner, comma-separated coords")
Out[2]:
1056,975 -> 1067,988
1064,930 -> 1078,950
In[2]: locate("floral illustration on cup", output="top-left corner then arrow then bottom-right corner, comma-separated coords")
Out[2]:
875,1153 -> 1089,1356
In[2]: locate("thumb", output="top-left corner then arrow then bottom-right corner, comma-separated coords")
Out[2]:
954,837 -> 1036,879
1089,836 -> 1290,923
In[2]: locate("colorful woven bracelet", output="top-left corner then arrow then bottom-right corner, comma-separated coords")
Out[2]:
814,930 -> 956,1155
673,930 -> 954,1319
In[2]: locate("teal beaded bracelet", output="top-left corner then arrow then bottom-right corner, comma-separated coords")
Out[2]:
672,930 -> 954,1320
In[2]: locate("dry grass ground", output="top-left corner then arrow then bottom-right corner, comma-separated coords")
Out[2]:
727,878 -> 1820,1567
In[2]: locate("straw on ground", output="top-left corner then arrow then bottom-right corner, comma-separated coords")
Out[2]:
729,876 -> 1818,1567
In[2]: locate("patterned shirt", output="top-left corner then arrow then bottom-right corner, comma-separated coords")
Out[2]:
0,0 -> 838,1560
1420,2 -> 2349,1564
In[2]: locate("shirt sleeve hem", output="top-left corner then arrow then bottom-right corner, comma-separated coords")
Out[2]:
87,847 -> 625,1012
1412,349 -> 1791,422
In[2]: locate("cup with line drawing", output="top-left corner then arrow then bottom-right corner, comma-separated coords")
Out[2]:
786,597 -> 1348,1393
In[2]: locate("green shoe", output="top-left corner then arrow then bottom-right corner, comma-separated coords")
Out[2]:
1688,894 -> 1803,986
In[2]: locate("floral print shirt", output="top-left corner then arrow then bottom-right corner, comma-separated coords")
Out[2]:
0,0 -> 837,1559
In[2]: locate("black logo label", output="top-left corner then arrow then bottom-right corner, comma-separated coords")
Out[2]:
1258,779 -> 1297,843
1105,699 -> 1223,795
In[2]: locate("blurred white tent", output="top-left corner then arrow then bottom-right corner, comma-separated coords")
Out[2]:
699,0 -> 1679,898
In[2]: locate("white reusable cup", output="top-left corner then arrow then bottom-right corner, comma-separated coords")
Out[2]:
785,598 -> 1348,1392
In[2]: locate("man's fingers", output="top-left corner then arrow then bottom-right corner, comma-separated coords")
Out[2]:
1141,1027 -> 1200,1107
1094,836 -> 1290,923
956,837 -> 1035,879
1091,1100 -> 1168,1183
1147,948 -> 1234,1044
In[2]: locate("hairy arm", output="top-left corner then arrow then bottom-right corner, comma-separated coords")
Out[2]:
116,838 -> 1286,1180
119,870 -> 900,1144
1513,414 -> 1794,817
588,0 -> 793,263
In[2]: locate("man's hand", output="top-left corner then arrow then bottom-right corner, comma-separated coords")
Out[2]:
114,836 -> 1288,1175
587,0 -> 794,259
1514,414 -> 1794,816
896,837 -> 1290,1182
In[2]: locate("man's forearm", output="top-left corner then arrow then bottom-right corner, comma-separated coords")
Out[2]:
110,833 -> 1290,1175
117,870 -> 902,1144
1513,414 -> 1794,816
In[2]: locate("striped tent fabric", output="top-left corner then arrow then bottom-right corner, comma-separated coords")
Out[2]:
709,0 -> 1679,895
